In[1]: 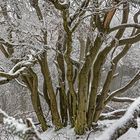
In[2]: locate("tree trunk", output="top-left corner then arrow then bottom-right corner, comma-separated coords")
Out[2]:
22,72 -> 48,131
37,51 -> 63,130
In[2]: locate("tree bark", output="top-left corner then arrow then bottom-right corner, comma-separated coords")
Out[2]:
21,71 -> 48,131
37,51 -> 63,130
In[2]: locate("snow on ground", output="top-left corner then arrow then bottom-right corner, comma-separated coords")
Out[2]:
96,97 -> 140,140
1,116 -> 140,140
40,126 -> 76,140
1,119 -> 140,140
40,119 -> 140,140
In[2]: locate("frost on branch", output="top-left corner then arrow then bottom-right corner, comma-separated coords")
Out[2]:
129,0 -> 140,5
0,109 -> 42,140
98,97 -> 140,140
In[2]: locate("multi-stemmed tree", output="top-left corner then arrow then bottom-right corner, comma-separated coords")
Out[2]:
0,0 -> 140,137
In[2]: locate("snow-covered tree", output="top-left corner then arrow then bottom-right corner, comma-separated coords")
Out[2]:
0,0 -> 140,137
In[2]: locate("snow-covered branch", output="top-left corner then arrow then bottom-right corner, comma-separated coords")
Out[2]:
0,109 -> 42,140
99,109 -> 127,120
0,58 -> 36,85
129,0 -> 140,5
98,97 -> 140,140
0,67 -> 27,79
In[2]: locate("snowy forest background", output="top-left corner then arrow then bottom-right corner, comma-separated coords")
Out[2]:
0,0 -> 140,140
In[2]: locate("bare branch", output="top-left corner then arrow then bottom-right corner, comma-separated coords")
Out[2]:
119,32 -> 140,46
109,23 -> 140,33
105,71 -> 140,104
112,97 -> 135,103
70,0 -> 90,24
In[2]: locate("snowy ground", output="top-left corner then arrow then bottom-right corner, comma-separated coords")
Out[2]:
40,119 -> 140,140
1,119 -> 140,140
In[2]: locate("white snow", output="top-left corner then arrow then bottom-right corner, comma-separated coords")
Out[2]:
2,97 -> 140,140
0,109 -> 41,139
3,115 -> 28,135
40,97 -> 140,140
2,118 -> 140,140
97,97 -> 140,140
40,126 -> 76,140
